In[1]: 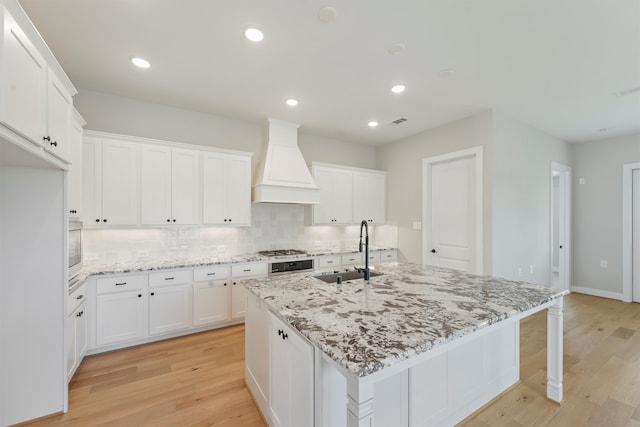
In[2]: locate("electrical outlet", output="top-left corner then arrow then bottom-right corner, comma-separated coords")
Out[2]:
579,178 -> 585,185
412,221 -> 422,230
600,260 -> 608,268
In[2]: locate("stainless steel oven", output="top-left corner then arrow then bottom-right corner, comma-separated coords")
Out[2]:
69,220 -> 82,281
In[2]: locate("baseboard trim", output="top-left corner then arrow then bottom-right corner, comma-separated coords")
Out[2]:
571,286 -> 624,301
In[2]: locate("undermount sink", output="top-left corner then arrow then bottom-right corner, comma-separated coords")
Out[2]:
312,270 -> 383,284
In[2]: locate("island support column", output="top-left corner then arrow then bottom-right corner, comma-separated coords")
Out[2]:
547,296 -> 564,403
347,378 -> 374,427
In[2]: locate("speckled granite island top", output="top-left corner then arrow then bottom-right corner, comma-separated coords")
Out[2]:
244,262 -> 568,378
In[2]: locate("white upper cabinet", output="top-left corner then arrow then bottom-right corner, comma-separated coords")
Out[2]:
353,170 -> 386,224
0,5 -> 77,166
312,164 -> 353,224
0,7 -> 47,145
312,162 -> 387,225
67,109 -> 85,217
202,152 -> 251,225
83,136 -> 139,226
140,145 -> 201,225
43,70 -> 72,162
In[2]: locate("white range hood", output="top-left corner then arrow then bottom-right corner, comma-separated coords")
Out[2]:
252,118 -> 319,204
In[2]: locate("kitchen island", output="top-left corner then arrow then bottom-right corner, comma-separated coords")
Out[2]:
244,262 -> 567,427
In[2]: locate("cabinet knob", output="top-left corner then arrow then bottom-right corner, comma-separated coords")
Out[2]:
228,218 -> 232,222
138,294 -> 142,298
43,136 -> 50,142
233,281 -> 237,286
431,249 -> 437,254
172,219 -> 176,222
166,219 -> 171,223
224,219 -> 228,222
150,292 -> 155,296
103,219 -> 107,223
224,282 -> 227,286
95,219 -> 100,223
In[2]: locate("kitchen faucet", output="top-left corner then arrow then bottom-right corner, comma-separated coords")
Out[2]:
358,220 -> 370,281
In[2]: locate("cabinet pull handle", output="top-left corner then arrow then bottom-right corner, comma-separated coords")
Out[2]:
278,329 -> 282,336
282,333 -> 288,340
115,282 -> 127,286
50,141 -> 58,147
165,277 -> 174,280
207,272 -> 216,276
76,294 -> 84,300
327,260 -> 333,264
243,269 -> 251,272
43,136 -> 51,142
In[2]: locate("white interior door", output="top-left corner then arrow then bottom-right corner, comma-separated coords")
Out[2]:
424,147 -> 482,274
633,169 -> 640,302
550,162 -> 571,292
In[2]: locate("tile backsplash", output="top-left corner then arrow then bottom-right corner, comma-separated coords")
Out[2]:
83,203 -> 398,266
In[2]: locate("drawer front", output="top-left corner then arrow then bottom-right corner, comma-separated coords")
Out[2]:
367,252 -> 381,263
68,282 -> 87,315
341,253 -> 363,266
96,274 -> 147,294
231,263 -> 268,278
149,270 -> 192,287
318,255 -> 341,268
194,265 -> 231,282
381,250 -> 398,262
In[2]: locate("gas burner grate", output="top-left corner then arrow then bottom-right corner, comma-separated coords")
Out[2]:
258,249 -> 307,257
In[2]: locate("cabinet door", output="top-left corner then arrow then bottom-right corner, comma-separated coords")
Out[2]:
76,305 -> 88,363
0,9 -> 46,145
193,280 -> 230,327
313,166 -> 353,224
101,138 -> 139,225
67,115 -> 83,217
202,152 -> 227,224
44,71 -> 72,162
225,156 -> 251,225
96,290 -> 146,346
66,311 -> 78,380
140,144 -> 172,225
171,148 -> 201,225
149,284 -> 192,335
245,293 -> 270,408
231,280 -> 246,319
269,316 -> 290,427
81,137 -> 102,225
353,171 -> 386,224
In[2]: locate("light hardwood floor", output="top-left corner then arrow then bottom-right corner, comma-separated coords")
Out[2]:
25,293 -> 640,427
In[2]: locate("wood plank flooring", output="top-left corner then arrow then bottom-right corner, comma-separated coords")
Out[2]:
24,293 -> 640,427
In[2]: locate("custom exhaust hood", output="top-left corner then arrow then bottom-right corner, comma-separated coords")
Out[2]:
252,118 -> 319,204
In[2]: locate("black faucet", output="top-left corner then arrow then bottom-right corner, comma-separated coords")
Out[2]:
359,220 -> 370,281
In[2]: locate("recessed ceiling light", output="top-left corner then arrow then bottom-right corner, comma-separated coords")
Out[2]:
387,43 -> 406,55
244,27 -> 264,42
286,98 -> 298,107
368,121 -> 379,128
131,57 -> 150,68
437,68 -> 456,78
318,6 -> 338,23
391,84 -> 405,94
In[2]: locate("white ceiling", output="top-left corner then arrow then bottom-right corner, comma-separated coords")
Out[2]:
18,0 -> 640,146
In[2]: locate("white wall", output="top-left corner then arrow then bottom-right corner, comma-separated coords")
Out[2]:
74,89 -> 377,170
572,133 -> 640,296
376,111 -> 494,268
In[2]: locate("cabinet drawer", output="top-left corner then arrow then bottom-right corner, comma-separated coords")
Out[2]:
341,253 -> 363,266
149,270 -> 192,287
317,255 -> 341,268
367,252 -> 381,263
68,282 -> 87,315
97,274 -> 147,294
231,263 -> 268,278
194,265 -> 231,282
380,250 -> 398,262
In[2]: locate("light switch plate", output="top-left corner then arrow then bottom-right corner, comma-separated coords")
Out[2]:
413,221 -> 422,230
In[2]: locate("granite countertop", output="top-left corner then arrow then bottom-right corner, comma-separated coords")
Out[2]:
68,247 -> 396,293
243,262 -> 568,378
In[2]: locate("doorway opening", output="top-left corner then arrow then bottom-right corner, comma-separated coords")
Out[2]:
550,162 -> 571,291
622,162 -> 640,302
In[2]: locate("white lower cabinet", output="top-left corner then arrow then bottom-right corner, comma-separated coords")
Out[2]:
193,280 -> 230,327
231,280 -> 246,319
268,312 -> 314,427
66,301 -> 87,382
231,263 -> 268,320
149,283 -> 192,335
245,292 -> 270,411
95,274 -> 147,347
